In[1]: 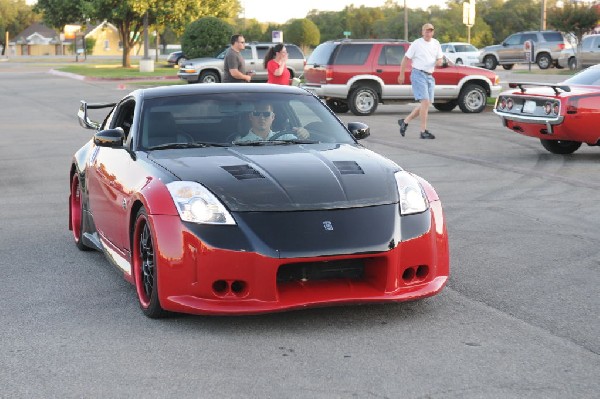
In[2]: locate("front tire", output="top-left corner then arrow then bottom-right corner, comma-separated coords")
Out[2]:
568,57 -> 577,70
326,99 -> 349,113
537,53 -> 552,70
458,83 -> 487,113
348,86 -> 378,116
200,70 -> 220,83
483,55 -> 497,70
133,208 -> 167,318
540,139 -> 581,154
70,174 -> 91,251
455,58 -> 463,65
433,101 -> 457,112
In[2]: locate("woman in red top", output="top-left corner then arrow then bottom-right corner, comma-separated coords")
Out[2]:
264,44 -> 290,85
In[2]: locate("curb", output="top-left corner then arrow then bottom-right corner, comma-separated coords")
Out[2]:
48,68 -> 179,81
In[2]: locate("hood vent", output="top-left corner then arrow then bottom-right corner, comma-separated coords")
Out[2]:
222,164 -> 265,180
333,161 -> 364,175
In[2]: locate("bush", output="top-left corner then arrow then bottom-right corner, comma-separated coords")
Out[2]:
181,17 -> 234,59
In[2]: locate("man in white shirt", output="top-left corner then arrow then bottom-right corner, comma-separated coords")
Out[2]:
397,23 -> 444,139
235,102 -> 309,142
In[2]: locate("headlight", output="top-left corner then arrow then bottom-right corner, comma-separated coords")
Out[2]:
166,181 -> 236,225
394,171 -> 428,215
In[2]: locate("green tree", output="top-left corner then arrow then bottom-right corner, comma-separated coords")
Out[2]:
344,5 -> 384,39
181,16 -> 233,59
284,18 -> 319,52
307,10 -> 345,42
547,2 -> 599,43
1,0 -> 40,55
34,0 -> 240,67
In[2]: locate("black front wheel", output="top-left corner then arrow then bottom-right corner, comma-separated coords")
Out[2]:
133,208 -> 167,318
483,55 -> 497,70
540,139 -> 581,154
326,99 -> 349,114
433,101 -> 457,112
69,174 -> 91,251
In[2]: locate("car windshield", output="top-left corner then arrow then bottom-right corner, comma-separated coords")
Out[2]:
564,66 -> 600,86
138,91 -> 356,149
454,44 -> 478,52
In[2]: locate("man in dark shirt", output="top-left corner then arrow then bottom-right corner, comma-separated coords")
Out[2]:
224,34 -> 253,83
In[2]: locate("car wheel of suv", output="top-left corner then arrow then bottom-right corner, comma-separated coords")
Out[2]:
200,71 -> 220,83
458,83 -> 487,113
348,86 -> 378,116
568,57 -> 577,70
433,101 -> 457,112
502,64 -> 514,70
326,99 -> 349,114
540,139 -> 581,154
483,55 -> 497,70
536,53 -> 552,69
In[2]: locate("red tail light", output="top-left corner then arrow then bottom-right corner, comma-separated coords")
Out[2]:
325,68 -> 333,82
558,43 -> 565,50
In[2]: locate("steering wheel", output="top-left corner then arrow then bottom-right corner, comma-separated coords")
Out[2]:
269,130 -> 297,141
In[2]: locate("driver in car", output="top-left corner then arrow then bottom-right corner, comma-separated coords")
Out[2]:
235,102 -> 309,142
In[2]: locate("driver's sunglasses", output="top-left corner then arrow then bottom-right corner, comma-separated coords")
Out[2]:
251,111 -> 273,117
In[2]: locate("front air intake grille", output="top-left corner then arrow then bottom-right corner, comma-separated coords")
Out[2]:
277,259 -> 365,283
333,161 -> 364,175
221,164 -> 265,180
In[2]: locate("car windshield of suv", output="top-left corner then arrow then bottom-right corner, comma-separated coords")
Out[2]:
454,44 -> 478,52
138,92 -> 356,149
564,67 -> 600,86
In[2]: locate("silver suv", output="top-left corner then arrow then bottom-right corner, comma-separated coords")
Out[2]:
479,30 -> 573,70
178,42 -> 305,83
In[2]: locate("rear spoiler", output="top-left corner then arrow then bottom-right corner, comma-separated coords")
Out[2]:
77,100 -> 116,130
508,82 -> 571,95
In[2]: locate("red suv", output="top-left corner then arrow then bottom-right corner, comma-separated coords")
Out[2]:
302,39 -> 502,116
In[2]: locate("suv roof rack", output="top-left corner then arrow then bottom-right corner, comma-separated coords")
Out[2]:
334,38 -> 408,43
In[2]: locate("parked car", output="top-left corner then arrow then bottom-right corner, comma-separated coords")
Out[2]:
302,39 -> 501,116
441,42 -> 481,66
167,50 -> 187,67
178,42 -> 305,83
562,34 -> 600,70
493,64 -> 600,154
71,83 -> 449,317
479,30 -> 573,70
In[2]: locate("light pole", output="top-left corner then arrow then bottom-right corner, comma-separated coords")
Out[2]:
540,0 -> 547,30
404,0 -> 408,41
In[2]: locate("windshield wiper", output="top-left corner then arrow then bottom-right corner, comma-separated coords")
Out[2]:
233,139 -> 318,146
147,142 -> 229,150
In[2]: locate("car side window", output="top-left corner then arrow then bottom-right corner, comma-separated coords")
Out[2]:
542,32 -> 562,42
111,99 -> 136,139
521,33 -> 537,44
334,44 -> 372,65
378,45 -> 405,65
286,46 -> 304,59
505,34 -> 521,46
256,46 -> 269,60
240,48 -> 253,61
594,37 -> 600,49
582,37 -> 593,50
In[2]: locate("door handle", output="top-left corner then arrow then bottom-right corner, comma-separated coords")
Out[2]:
376,69 -> 383,73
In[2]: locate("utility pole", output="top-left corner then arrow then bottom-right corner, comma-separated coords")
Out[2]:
404,0 -> 408,41
540,0 -> 547,30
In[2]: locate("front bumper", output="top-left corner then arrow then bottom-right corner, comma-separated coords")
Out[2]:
150,202 -> 449,315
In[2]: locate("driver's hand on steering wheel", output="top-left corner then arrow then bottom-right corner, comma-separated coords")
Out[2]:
292,127 -> 309,139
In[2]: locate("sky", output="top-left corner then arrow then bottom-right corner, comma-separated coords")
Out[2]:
241,0 -> 445,24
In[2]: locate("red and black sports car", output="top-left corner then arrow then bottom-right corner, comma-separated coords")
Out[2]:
70,84 -> 449,318
494,64 -> 600,154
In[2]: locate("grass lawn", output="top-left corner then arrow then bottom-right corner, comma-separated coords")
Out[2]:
57,63 -> 178,79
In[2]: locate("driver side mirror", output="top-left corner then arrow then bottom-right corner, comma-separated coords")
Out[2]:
94,128 -> 125,147
347,122 -> 370,140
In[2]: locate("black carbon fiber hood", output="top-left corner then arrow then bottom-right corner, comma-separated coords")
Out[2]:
149,143 -> 401,212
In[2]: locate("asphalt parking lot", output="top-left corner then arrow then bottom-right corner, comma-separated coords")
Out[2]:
1,63 -> 598,398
